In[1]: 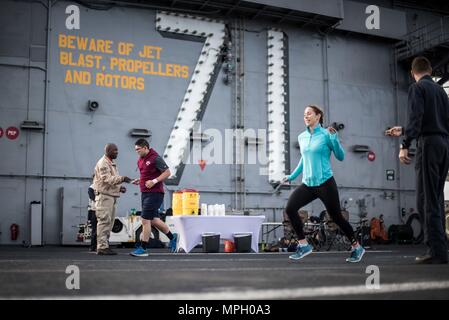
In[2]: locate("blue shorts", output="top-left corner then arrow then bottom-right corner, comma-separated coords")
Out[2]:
141,192 -> 164,220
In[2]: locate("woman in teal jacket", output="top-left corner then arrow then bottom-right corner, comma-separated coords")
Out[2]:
283,105 -> 365,263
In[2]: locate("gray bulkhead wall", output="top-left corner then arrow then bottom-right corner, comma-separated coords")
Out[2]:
0,0 -> 419,244
0,1 -> 48,244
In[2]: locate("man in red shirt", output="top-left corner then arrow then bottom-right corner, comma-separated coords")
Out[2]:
130,139 -> 176,257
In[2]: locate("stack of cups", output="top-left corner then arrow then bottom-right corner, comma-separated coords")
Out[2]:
214,204 -> 220,216
201,203 -> 208,216
208,204 -> 215,216
216,204 -> 225,216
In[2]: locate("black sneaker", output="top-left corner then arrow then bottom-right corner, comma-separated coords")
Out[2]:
416,254 -> 448,264
97,248 -> 117,255
415,254 -> 432,263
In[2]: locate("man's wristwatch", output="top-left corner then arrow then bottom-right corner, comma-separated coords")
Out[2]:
400,143 -> 408,150
152,178 -> 159,184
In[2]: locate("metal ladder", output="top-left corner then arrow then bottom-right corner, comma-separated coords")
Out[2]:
231,18 -> 246,211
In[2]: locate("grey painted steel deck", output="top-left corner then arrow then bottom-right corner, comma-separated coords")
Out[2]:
0,245 -> 448,299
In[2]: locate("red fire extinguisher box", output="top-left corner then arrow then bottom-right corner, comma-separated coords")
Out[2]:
10,223 -> 18,241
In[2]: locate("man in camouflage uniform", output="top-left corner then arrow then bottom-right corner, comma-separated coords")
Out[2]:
93,143 -> 131,255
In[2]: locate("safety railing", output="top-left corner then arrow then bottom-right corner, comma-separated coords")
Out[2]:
395,16 -> 449,61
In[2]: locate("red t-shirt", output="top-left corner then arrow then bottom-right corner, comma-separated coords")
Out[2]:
137,148 -> 169,193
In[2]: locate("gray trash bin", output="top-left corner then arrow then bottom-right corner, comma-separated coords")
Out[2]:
233,233 -> 252,253
202,233 -> 220,253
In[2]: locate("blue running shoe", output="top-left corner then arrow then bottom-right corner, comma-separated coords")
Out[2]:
346,245 -> 365,263
169,233 -> 178,253
130,246 -> 148,257
289,244 -> 313,260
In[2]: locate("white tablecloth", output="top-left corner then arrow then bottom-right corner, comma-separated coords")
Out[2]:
171,215 -> 265,253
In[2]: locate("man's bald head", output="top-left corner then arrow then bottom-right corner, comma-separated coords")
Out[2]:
105,143 -> 118,159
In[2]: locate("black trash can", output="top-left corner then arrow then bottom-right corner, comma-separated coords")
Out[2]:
202,233 -> 220,253
233,233 -> 252,253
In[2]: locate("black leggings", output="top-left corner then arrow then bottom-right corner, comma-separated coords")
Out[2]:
285,177 -> 356,244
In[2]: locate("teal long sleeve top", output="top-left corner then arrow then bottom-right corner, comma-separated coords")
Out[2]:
287,124 -> 345,187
